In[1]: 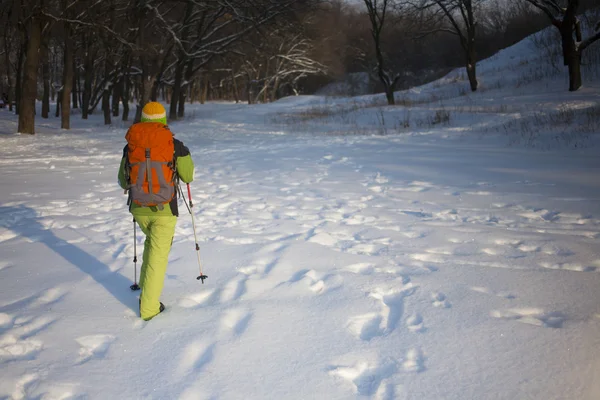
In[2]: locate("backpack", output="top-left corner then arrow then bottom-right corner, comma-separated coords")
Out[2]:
125,122 -> 176,209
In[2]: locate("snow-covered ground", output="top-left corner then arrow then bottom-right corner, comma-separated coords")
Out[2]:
1,29 -> 600,400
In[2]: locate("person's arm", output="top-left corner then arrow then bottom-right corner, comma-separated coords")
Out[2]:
174,140 -> 194,183
118,157 -> 128,189
118,146 -> 128,189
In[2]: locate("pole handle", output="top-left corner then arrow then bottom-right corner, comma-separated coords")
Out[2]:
187,183 -> 194,208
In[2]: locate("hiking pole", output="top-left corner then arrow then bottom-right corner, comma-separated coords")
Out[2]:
185,183 -> 208,283
130,218 -> 141,291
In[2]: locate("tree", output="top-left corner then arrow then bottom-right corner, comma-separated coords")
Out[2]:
522,0 -> 600,91
144,0 -> 323,120
363,0 -> 401,105
417,0 -> 480,91
18,6 -> 44,134
242,26 -> 327,103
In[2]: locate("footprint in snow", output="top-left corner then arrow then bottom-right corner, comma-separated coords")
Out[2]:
177,340 -> 216,377
9,373 -> 40,400
297,270 -> 344,295
178,289 -> 217,309
219,308 -> 252,336
75,334 -> 116,363
432,292 -> 451,308
406,313 -> 425,333
491,308 -> 565,328
328,360 -> 397,396
0,312 -> 13,329
343,263 -> 375,275
32,287 -> 67,308
220,275 -> 248,303
402,347 -> 426,373
470,287 -> 516,299
0,261 -> 14,272
346,313 -> 385,341
15,315 -> 56,339
347,285 -> 417,341
540,262 -> 596,272
0,334 -> 43,361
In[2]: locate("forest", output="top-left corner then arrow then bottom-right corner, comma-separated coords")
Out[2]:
1,0 -> 599,134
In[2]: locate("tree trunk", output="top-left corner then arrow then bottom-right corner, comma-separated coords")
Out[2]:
567,50 -> 582,91
18,17 -> 42,135
150,81 -> 159,102
189,78 -> 195,104
122,60 -> 130,121
381,83 -> 395,104
178,59 -> 193,118
466,43 -> 478,92
201,76 -> 209,104
557,8 -> 582,92
55,91 -> 61,117
50,49 -> 56,102
271,76 -> 281,102
135,58 -> 158,123
41,40 -> 50,119
81,49 -> 94,119
15,40 -> 25,115
376,48 -> 394,105
61,33 -> 74,130
169,60 -> 185,120
246,74 -> 253,104
467,3 -> 478,92
231,69 -> 239,103
112,75 -> 122,117
178,89 -> 185,117
103,88 -> 111,125
3,28 -> 14,113
103,59 -> 111,125
72,59 -> 79,109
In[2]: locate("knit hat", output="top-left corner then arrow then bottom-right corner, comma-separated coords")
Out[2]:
141,102 -> 167,125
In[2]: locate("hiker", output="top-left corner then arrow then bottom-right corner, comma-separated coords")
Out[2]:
118,102 -> 194,321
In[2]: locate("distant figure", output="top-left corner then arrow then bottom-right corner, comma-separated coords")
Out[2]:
117,102 -> 195,321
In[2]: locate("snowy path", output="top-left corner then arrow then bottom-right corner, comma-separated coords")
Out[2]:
1,102 -> 600,399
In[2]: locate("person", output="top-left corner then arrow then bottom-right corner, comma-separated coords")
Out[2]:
118,102 -> 194,321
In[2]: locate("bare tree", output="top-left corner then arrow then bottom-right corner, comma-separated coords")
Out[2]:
40,36 -> 51,118
416,0 -> 480,91
242,26 -> 327,103
522,0 -> 600,91
146,0 -> 321,120
0,1 -> 18,113
363,0 -> 401,105
60,0 -> 75,129
17,3 -> 45,135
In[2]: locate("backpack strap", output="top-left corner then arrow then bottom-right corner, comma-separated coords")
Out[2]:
123,145 -> 132,208
169,138 -> 191,217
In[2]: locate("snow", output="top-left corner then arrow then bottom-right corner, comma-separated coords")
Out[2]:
1,27 -> 600,400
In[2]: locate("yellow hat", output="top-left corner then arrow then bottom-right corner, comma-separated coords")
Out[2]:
141,102 -> 167,124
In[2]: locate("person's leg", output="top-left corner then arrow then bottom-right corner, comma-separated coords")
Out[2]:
134,216 -> 152,306
138,221 -> 152,291
135,215 -> 177,320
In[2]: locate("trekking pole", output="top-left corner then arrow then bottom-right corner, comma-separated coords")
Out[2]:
185,183 -> 208,283
130,218 -> 141,291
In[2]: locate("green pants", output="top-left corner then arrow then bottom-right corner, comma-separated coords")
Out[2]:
135,215 -> 177,320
